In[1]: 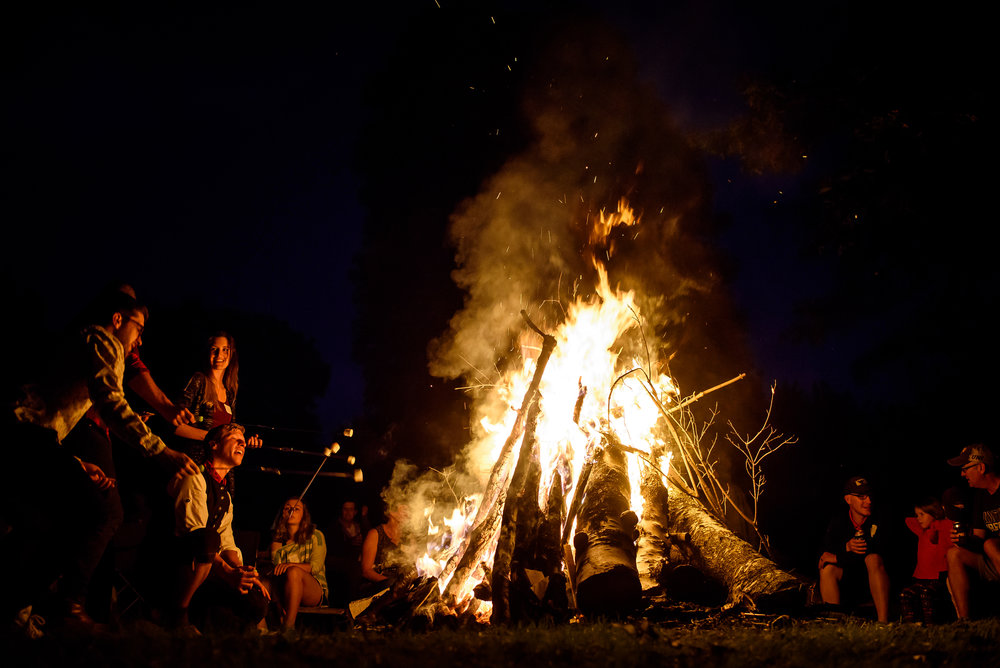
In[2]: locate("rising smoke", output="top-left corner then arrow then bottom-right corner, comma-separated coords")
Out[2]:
378,22 -> 751,562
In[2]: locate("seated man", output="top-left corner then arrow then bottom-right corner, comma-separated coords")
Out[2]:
818,476 -> 890,622
167,423 -> 268,631
946,444 -> 1000,618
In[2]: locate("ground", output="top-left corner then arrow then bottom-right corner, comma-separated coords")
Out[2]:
5,614 -> 1000,667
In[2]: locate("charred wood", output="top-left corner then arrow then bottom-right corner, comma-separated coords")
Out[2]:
490,393 -> 543,623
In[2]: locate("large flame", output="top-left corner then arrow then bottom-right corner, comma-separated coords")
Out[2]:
415,201 -> 677,613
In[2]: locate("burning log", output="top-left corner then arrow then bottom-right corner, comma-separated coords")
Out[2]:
635,457 -> 670,592
665,483 -> 806,610
490,393 -> 543,623
490,317 -> 558,624
573,439 -> 642,616
434,313 -> 557,612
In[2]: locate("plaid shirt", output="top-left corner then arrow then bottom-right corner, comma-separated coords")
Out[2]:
13,325 -> 165,455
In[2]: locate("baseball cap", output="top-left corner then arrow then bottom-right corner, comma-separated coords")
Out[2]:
844,476 -> 872,496
947,444 -> 994,468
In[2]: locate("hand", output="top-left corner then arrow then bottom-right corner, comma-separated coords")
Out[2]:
79,460 -> 115,490
846,537 -> 867,555
247,434 -> 263,448
246,570 -> 270,600
158,447 -> 201,476
272,562 -> 292,576
236,566 -> 260,594
170,406 -> 197,428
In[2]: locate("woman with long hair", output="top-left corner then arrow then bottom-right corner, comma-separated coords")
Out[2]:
265,498 -> 328,630
175,332 -> 259,446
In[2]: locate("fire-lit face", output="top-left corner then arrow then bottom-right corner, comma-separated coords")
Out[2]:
341,501 -> 356,522
209,336 -> 231,371
915,507 -> 933,529
113,310 -> 145,355
845,493 -> 872,519
961,461 -> 987,488
283,499 -> 304,524
211,429 -> 246,468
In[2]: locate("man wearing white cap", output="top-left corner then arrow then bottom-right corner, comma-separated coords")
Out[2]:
818,476 -> 890,622
946,444 -> 1000,618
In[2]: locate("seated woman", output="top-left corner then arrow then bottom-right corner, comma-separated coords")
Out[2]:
265,498 -> 328,630
174,332 -> 260,448
359,503 -> 406,597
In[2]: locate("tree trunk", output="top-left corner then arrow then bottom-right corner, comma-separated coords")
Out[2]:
666,482 -> 806,610
573,441 -> 642,616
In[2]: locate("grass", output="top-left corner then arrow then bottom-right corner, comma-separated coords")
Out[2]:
5,616 -> 1000,667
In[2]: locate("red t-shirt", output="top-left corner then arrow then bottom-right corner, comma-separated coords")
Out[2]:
905,516 -> 953,579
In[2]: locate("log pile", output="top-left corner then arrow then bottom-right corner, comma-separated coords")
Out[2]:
398,315 -> 805,625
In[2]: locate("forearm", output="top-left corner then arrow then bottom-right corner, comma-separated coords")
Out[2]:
174,423 -> 208,440
128,372 -> 176,420
220,549 -> 243,569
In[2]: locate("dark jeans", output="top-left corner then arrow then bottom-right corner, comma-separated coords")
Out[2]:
0,421 -> 122,617
169,530 -> 268,631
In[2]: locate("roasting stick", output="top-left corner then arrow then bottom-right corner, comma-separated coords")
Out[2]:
297,443 -> 337,502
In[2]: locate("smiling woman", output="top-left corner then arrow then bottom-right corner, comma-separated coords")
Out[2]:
173,332 -> 260,447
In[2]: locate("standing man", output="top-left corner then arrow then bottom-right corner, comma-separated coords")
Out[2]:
167,422 -> 268,632
818,476 -> 891,622
945,444 -> 1000,618
2,288 -> 200,630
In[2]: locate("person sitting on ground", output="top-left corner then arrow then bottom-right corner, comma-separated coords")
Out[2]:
945,444 -> 1000,619
173,331 -> 261,448
2,288 -> 199,632
900,496 -> 953,623
166,422 -> 268,632
264,498 -> 328,630
818,475 -> 891,622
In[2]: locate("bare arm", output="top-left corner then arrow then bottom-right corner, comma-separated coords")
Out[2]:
360,528 -> 385,582
128,372 -> 195,427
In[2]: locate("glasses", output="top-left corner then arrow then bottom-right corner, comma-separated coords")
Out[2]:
127,316 -> 144,336
961,462 -> 980,472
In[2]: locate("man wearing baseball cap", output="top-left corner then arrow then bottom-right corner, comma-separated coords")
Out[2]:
946,444 -> 1000,618
818,476 -> 890,622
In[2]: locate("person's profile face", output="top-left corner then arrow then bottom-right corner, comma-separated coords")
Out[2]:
114,310 -> 145,354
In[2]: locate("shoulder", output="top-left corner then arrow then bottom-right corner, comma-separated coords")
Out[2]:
185,372 -> 208,387
169,471 -> 207,497
314,529 -> 326,544
83,325 -> 123,356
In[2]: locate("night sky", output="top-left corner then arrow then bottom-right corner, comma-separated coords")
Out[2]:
3,2 -> 993,568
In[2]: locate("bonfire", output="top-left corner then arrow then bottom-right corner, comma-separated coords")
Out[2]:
374,201 -> 802,625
